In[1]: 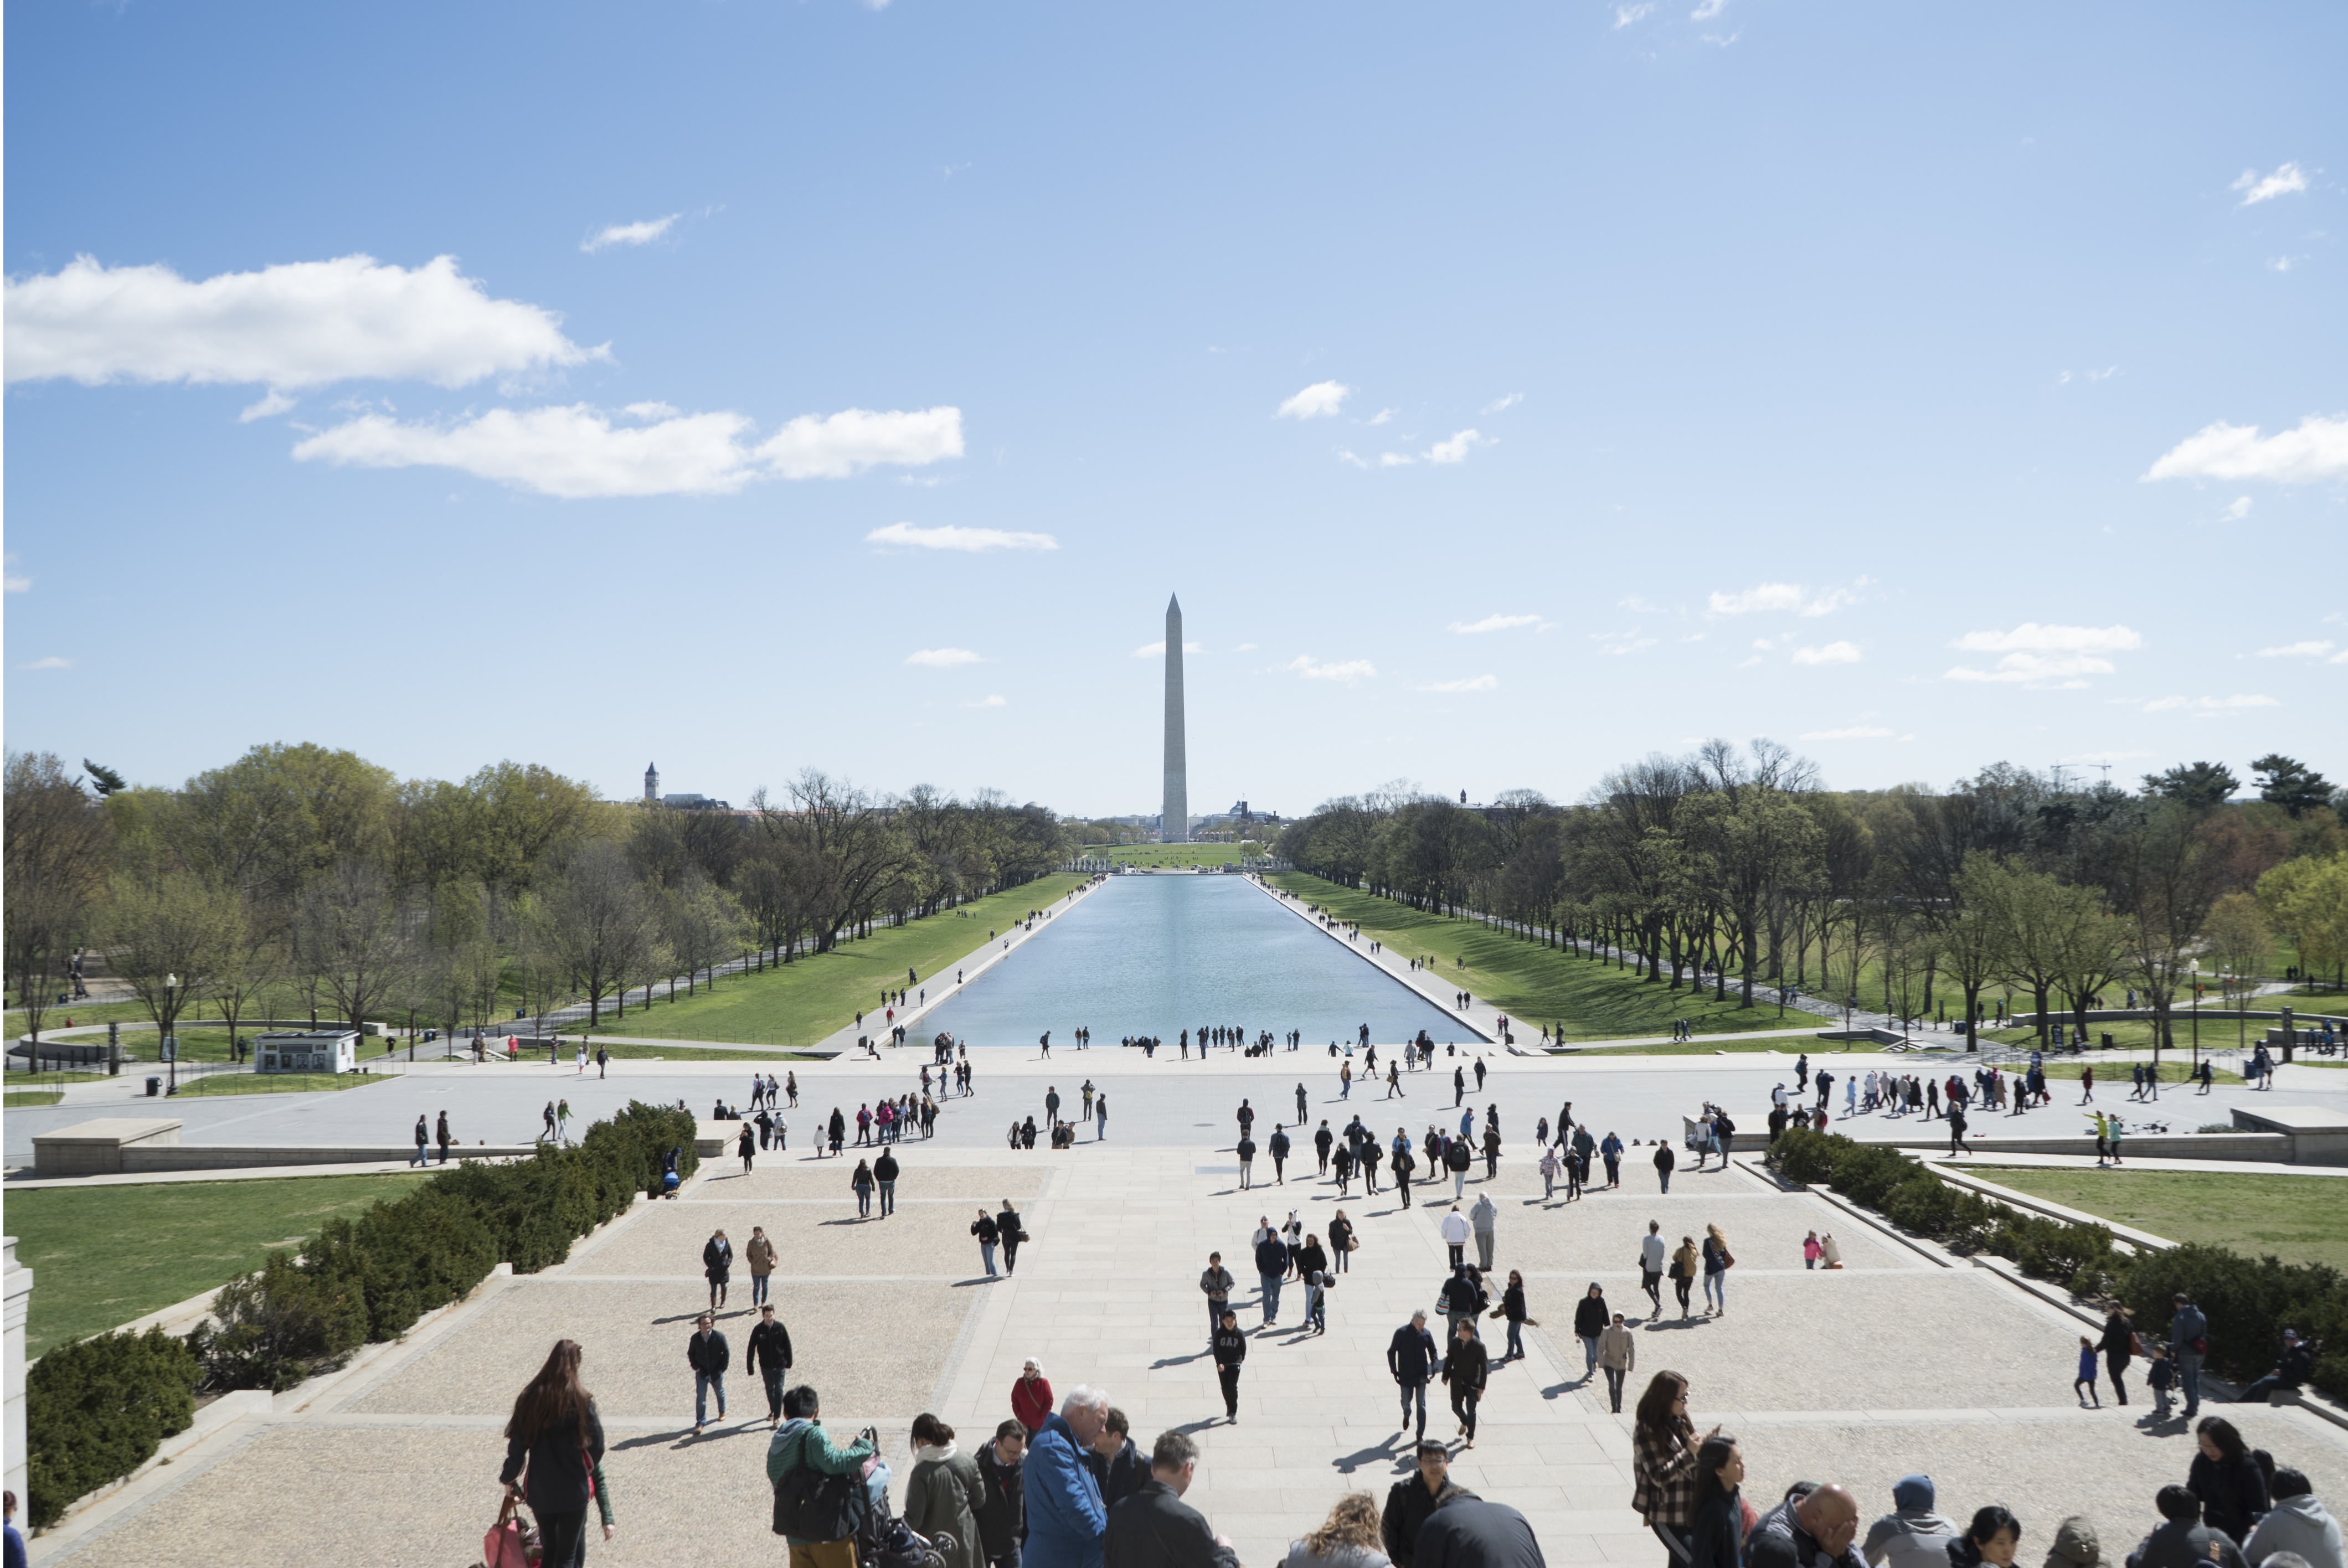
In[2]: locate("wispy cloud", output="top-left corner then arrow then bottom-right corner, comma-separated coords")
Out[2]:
962,694 -> 1007,708
1235,642 -> 1258,652
1286,654 -> 1376,683
20,656 -> 71,670
1449,612 -> 1541,635
2223,497 -> 2253,523
1480,394 -> 1522,415
867,521 -> 1055,552
1791,642 -> 1862,666
4,555 -> 29,594
904,647 -> 982,668
2256,639 -> 2336,659
1944,622 -> 2141,688
1799,725 -> 1896,740
1425,429 -> 1486,465
1134,641 -> 1204,657
1706,580 -> 1862,617
1690,0 -> 1728,18
581,214 -> 681,252
1367,409 -> 1396,426
1614,1 -> 1654,24
2145,414 -> 2348,484
1414,675 -> 1499,693
1594,633 -> 1658,657
1618,594 -> 1664,614
4,254 -> 599,390
294,404 -> 963,498
1277,380 -> 1350,419
239,389 -> 297,422
2233,162 -> 2309,206
2141,694 -> 2280,718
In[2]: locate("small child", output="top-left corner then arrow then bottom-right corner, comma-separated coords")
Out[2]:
2147,1341 -> 2175,1416
1803,1231 -> 1822,1270
2075,1336 -> 2102,1407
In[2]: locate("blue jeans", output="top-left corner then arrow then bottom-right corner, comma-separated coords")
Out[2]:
2179,1351 -> 2203,1414
1209,1300 -> 1228,1338
1579,1334 -> 1599,1374
751,1275 -> 770,1306
1260,1273 -> 1282,1323
857,1187 -> 873,1216
879,1181 -> 896,1216
1398,1378 -> 1428,1436
696,1369 -> 725,1425
1506,1319 -> 1523,1359
1704,1272 -> 1726,1311
981,1241 -> 998,1277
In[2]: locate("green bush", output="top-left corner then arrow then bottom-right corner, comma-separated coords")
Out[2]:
24,1327 -> 199,1528
195,1252 -> 370,1392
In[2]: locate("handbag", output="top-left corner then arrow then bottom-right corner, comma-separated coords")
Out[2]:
2129,1332 -> 2146,1358
483,1495 -> 536,1568
773,1430 -> 861,1541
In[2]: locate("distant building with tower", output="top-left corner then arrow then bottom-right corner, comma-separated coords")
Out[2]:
644,762 -> 660,802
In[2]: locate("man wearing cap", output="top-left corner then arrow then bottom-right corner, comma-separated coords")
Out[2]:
1860,1477 -> 1959,1568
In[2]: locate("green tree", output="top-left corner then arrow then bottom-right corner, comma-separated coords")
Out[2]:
2142,761 -> 2239,812
2258,852 -> 2348,990
1966,856 -> 2098,1045
106,868 -> 237,1058
291,863 -> 413,1030
3,751 -> 113,1043
2250,754 -> 2334,818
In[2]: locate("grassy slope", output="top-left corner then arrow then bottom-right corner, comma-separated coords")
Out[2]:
1269,872 -> 1806,1041
1969,1168 -> 2348,1273
1078,844 -> 1254,866
12,1172 -> 434,1354
583,873 -> 1088,1043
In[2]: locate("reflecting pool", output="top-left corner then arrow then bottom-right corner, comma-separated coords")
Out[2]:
919,874 -> 1472,1047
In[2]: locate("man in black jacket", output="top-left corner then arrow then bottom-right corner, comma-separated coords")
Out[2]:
1212,1311 -> 1248,1422
2237,1328 -> 2316,1404
1654,1141 -> 1675,1194
1383,1441 -> 1472,1568
1389,1311 -> 1438,1441
747,1303 -> 794,1428
1269,1125 -> 1291,1185
1088,1407 -> 1147,1508
1443,1316 -> 1489,1447
1315,1121 -> 1335,1174
1417,1496 -> 1547,1568
688,1312 -> 729,1435
1254,1232 -> 1289,1327
1104,1430 -> 1238,1568
874,1148 -> 900,1215
975,1420 -> 1027,1568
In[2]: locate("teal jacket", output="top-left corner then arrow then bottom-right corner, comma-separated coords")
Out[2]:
769,1418 -> 877,1545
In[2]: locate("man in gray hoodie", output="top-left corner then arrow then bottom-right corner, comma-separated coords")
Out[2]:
1862,1475 -> 1960,1568
2242,1470 -> 2345,1568
1469,1193 -> 1499,1273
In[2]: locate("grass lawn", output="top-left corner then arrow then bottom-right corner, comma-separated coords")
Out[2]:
1079,844 -> 1256,867
5,1090 -> 63,1107
594,1043 -> 824,1061
1269,873 -> 1808,1042
11,1172 -> 434,1354
170,1071 -> 387,1098
1967,1168 -> 2348,1272
583,874 -> 1088,1044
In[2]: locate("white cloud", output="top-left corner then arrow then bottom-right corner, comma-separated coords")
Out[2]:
292,403 -> 961,498
4,555 -> 29,594
2256,640 -> 2335,659
2142,694 -> 2280,716
963,694 -> 1007,708
20,656 -> 71,670
1618,594 -> 1663,613
2223,497 -> 2253,522
1947,654 -> 2112,688
1134,641 -> 1205,657
1690,0 -> 1728,17
581,214 -> 681,252
1481,394 -> 1523,415
238,389 -> 297,422
1367,409 -> 1397,426
1335,449 -> 1368,468
1595,634 -> 1657,657
2233,162 -> 2309,206
1425,429 -> 1485,465
1378,452 -> 1414,467
1614,1 -> 1654,24
1286,654 -> 1376,683
905,648 -> 983,668
2145,415 -> 2348,483
867,521 -> 1055,553
1235,642 -> 1258,652
2270,255 -> 2309,273
1706,581 -> 1860,617
1449,613 -> 1541,635
1953,622 -> 2143,655
1277,380 -> 1350,419
1799,725 -> 1896,740
1791,641 -> 1862,666
1414,675 -> 1499,693
4,254 -> 596,389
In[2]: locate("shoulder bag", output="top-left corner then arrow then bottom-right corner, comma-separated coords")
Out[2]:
773,1430 -> 861,1541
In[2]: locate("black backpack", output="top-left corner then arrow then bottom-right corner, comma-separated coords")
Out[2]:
773,1429 -> 861,1541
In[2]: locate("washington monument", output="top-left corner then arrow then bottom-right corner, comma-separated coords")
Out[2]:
1162,593 -> 1187,843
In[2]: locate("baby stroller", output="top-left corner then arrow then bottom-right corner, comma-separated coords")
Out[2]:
855,1457 -> 954,1568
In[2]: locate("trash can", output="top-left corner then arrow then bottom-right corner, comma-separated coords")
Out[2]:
2100,1031 -> 2114,1049
146,1076 -> 161,1097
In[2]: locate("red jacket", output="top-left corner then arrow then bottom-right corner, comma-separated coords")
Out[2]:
1011,1374 -> 1054,1433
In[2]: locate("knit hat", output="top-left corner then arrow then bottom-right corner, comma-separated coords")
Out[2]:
1892,1476 -> 1935,1512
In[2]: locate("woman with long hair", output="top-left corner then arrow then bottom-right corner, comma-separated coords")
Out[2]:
2188,1415 -> 2270,1544
1687,1434 -> 1746,1568
1671,1236 -> 1700,1321
853,1159 -> 876,1218
1284,1491 -> 1391,1568
1949,1506 -> 2021,1568
498,1339 -> 612,1568
1631,1370 -> 1712,1565
1701,1225 -> 1731,1317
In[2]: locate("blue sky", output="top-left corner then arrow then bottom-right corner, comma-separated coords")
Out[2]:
5,1 -> 2342,817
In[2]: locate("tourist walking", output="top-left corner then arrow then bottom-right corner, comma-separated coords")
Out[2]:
1470,1192 -> 1498,1272
1701,1225 -> 1732,1317
411,1114 -> 429,1167
1214,1309 -> 1248,1420
1270,1124 -> 1291,1184
768,1385 -> 877,1568
1440,1205 -> 1471,1270
1443,1315 -> 1487,1447
1573,1283 -> 1610,1378
748,1303 -> 793,1427
999,1201 -> 1028,1275
1641,1223 -> 1667,1317
1382,1441 -> 1468,1568
688,1312 -> 729,1433
1329,1211 -> 1355,1273
499,1340 -> 612,1565
2099,1306 -> 2136,1405
975,1209 -> 1002,1278
704,1230 -> 733,1312
852,1159 -> 876,1216
747,1226 -> 777,1307
437,1110 -> 452,1163
1285,1492 -> 1392,1568
1238,1133 -> 1257,1189
1096,1093 -> 1108,1142
1497,1270 -> 1530,1361
1631,1371 -> 1705,1567
876,1149 -> 900,1216
1654,1141 -> 1675,1194
1388,1310 -> 1439,1442
906,1414 -> 988,1568
1024,1385 -> 1113,1568
1671,1235 -> 1700,1320
738,1123 -> 756,1174
1255,1227 -> 1290,1327
1200,1253 -> 1235,1342
1012,1359 -> 1055,1436
1597,1313 -> 1636,1413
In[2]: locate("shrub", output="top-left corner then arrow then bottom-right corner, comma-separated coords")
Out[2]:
195,1252 -> 370,1392
24,1327 -> 199,1528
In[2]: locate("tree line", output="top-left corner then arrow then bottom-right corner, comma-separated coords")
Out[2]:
1274,743 -> 2347,1049
3,745 -> 1074,1045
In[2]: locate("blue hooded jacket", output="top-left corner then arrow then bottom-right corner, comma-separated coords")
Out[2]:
1023,1411 -> 1108,1568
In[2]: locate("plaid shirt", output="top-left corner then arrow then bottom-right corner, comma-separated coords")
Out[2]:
1631,1420 -> 1698,1528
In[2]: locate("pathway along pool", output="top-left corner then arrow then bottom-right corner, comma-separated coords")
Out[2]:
920,874 -> 1476,1048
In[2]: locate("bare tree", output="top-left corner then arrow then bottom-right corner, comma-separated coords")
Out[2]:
532,841 -> 661,1025
291,862 -> 413,1031
107,868 -> 234,1060
3,751 -> 114,1043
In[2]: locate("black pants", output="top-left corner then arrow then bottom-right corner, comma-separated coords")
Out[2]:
1002,1241 -> 1019,1275
533,1507 -> 589,1568
1642,1270 -> 1662,1311
763,1369 -> 786,1417
2107,1353 -> 2130,1405
1219,1367 -> 1241,1417
1675,1275 -> 1693,1314
1604,1367 -> 1626,1411
1451,1385 -> 1479,1440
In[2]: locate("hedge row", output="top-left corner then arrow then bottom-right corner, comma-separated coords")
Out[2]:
1769,1128 -> 2348,1402
26,1101 -> 698,1531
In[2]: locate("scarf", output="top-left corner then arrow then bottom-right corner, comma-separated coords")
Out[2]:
917,1442 -> 957,1463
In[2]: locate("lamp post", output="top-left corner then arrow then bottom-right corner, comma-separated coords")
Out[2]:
2190,961 -> 2200,1067
164,973 -> 179,1095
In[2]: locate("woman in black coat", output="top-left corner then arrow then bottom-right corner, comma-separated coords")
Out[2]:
1687,1433 -> 1745,1568
1573,1283 -> 1611,1381
2188,1415 -> 2270,1544
2098,1307 -> 2136,1406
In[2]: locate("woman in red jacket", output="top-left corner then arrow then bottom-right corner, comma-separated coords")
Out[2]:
1011,1359 -> 1054,1434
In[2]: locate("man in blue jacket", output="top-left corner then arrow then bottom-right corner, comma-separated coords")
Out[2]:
1388,1310 -> 1439,1442
1026,1383 -> 1114,1568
